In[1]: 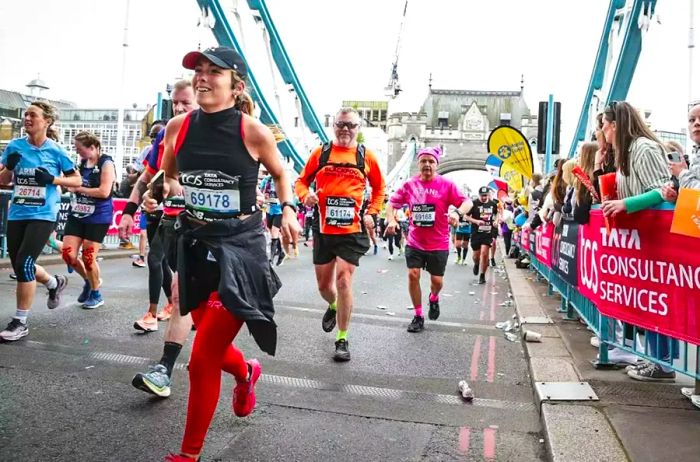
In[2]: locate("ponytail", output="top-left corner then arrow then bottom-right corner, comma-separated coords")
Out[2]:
235,90 -> 254,116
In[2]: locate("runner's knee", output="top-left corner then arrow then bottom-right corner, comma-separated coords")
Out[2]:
61,246 -> 78,267
14,255 -> 37,282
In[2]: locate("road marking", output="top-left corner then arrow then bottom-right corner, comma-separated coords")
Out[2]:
458,427 -> 470,455
483,427 -> 497,459
18,340 -> 534,412
470,335 -> 482,381
487,336 -> 497,383
277,303 -> 494,331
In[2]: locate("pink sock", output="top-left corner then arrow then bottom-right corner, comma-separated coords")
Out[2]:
414,305 -> 423,317
429,292 -> 439,303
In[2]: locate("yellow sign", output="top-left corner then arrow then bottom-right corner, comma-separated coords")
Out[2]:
501,167 -> 524,192
487,126 -> 534,184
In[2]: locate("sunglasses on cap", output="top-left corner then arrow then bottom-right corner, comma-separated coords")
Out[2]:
334,121 -> 359,130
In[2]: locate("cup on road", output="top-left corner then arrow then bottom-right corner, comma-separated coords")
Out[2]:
522,330 -> 542,342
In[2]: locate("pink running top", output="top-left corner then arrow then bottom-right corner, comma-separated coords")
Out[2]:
389,175 -> 466,251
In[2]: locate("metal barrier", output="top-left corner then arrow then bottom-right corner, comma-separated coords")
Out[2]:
514,234 -> 700,387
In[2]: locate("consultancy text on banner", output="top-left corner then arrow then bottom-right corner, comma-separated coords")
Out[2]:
551,219 -> 579,286
535,221 -> 554,268
578,209 -> 700,345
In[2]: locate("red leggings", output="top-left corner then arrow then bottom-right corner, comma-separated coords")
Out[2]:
181,292 -> 248,455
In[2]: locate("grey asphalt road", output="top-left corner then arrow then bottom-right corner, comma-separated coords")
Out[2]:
0,241 -> 544,462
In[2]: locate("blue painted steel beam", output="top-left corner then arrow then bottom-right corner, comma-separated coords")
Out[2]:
568,0 -> 625,157
606,0 -> 657,103
246,0 -> 329,144
196,0 -> 306,173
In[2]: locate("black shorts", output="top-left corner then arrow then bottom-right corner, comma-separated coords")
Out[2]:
63,216 -> 110,242
7,219 -> 55,282
404,245 -> 449,277
471,233 -> 494,250
313,232 -> 370,266
455,232 -> 470,241
491,228 -> 498,239
266,213 -> 282,229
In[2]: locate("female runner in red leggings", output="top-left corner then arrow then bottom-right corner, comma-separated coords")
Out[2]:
144,47 -> 300,462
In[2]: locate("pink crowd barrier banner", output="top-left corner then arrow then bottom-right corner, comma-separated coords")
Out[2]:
578,209 -> 700,346
534,221 -> 554,268
108,199 -> 143,235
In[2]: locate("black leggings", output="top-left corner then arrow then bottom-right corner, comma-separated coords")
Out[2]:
7,220 -> 55,282
502,229 -> 513,256
387,229 -> 401,255
146,216 -> 172,305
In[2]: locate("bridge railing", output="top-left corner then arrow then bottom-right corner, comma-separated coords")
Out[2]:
513,205 -> 700,382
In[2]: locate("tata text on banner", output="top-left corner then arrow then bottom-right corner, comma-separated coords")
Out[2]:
578,209 -> 700,345
534,221 -> 554,268
551,219 -> 579,286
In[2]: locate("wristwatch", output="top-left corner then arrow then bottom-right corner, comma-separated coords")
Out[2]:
281,201 -> 297,213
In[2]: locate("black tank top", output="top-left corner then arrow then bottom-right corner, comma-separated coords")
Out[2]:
175,107 -> 259,220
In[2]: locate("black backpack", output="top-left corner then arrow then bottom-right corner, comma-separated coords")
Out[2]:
307,142 -> 366,183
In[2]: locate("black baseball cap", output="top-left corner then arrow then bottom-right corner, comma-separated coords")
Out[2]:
478,186 -> 490,195
182,47 -> 248,78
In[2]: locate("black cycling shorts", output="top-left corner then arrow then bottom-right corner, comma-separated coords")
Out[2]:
313,232 -> 370,266
63,216 -> 110,242
266,213 -> 282,229
404,245 -> 449,277
455,232 -> 470,241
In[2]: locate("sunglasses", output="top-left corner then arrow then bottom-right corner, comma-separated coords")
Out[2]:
334,121 -> 359,130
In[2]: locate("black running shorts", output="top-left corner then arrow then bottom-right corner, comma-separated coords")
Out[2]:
63,216 -> 110,243
471,233 -> 493,250
313,232 -> 370,266
266,213 -> 282,229
404,245 -> 449,277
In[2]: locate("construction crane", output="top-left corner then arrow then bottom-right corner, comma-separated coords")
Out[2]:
385,0 -> 408,99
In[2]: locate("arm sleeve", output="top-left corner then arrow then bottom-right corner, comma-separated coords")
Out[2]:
364,151 -> 386,215
635,142 -> 670,193
294,146 -> 321,200
623,189 -> 664,214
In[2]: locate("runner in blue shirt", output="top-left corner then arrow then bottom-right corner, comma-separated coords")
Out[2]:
0,101 -> 80,341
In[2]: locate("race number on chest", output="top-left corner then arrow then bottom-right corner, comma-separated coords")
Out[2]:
325,196 -> 355,227
412,204 -> 436,227
180,170 -> 241,221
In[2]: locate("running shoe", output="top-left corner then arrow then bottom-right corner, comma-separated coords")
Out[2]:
0,318 -> 28,342
164,454 -> 198,462
156,303 -> 174,321
134,312 -> 158,332
455,257 -> 462,265
9,273 -> 17,280
407,315 -> 425,333
627,363 -> 676,382
478,273 -> 486,284
625,361 -> 650,372
681,387 -> 695,399
428,299 -> 440,321
322,305 -> 337,332
132,257 -> 146,268
373,244 -> 378,255
132,364 -> 171,398
77,279 -> 91,304
233,359 -> 261,417
276,252 -> 287,267
490,257 -> 496,267
119,240 -> 135,250
47,275 -> 68,310
388,255 -> 393,261
333,339 -> 351,362
590,336 -> 600,349
473,262 -> 479,276
397,248 -> 403,256
82,292 -> 104,309
461,259 -> 469,266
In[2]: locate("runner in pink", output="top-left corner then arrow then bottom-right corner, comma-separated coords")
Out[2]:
384,146 -> 473,332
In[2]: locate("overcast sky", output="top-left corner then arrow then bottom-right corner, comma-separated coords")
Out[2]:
0,0 -> 696,155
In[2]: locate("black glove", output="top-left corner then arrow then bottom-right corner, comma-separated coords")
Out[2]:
4,152 -> 21,170
34,167 -> 55,186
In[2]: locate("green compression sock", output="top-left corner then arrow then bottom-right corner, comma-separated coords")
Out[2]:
329,301 -> 337,311
336,330 -> 347,341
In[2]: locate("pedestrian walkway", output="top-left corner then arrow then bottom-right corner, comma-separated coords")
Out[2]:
503,254 -> 700,462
